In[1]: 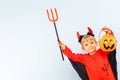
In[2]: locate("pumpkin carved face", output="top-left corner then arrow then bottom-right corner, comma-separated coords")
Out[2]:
99,35 -> 117,52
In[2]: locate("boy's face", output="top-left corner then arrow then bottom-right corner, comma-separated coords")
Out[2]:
81,36 -> 97,55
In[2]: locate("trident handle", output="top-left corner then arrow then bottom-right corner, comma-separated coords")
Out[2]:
53,22 -> 64,61
46,8 -> 64,61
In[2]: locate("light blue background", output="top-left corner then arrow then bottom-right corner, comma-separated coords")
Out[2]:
0,0 -> 120,80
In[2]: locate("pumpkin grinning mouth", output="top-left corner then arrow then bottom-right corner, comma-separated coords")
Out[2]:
103,44 -> 114,50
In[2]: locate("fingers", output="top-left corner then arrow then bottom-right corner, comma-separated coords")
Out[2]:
102,26 -> 110,31
101,26 -> 113,35
58,41 -> 66,50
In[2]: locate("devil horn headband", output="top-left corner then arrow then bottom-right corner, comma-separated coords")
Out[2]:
77,32 -> 80,40
87,27 -> 93,34
77,27 -> 94,43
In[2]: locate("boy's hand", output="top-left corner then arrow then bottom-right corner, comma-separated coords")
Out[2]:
58,41 -> 66,50
102,26 -> 113,35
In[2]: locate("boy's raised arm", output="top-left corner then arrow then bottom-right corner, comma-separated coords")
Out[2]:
58,41 -> 66,50
102,26 -> 114,36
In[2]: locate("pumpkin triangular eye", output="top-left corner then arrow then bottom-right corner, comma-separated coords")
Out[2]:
110,39 -> 113,42
104,39 -> 108,42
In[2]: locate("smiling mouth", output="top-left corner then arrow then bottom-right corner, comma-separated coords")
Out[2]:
103,44 -> 114,49
89,47 -> 95,50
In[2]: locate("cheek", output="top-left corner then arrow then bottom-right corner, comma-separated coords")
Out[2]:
93,42 -> 97,46
82,45 -> 88,50
82,45 -> 86,50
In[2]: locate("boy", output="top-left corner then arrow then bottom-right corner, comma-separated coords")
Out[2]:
58,27 -> 117,80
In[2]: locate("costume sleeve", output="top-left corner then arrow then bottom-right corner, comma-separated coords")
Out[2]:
62,46 -> 85,63
99,48 -> 116,56
99,48 -> 110,56
108,49 -> 118,80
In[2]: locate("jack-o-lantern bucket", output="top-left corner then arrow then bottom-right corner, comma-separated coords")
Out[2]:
99,35 -> 117,52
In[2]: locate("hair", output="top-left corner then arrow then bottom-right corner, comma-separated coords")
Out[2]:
80,35 -> 96,45
78,33 -> 94,43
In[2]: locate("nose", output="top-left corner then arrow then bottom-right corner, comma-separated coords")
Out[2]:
88,44 -> 92,48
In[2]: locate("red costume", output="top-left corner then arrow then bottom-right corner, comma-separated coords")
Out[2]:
63,46 -> 115,80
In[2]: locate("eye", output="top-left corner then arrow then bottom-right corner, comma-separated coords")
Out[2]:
85,44 -> 88,46
90,42 -> 94,44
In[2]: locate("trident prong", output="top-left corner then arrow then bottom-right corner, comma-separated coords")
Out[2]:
46,8 -> 64,61
46,8 -> 58,22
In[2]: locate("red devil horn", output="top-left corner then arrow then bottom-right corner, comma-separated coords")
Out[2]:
87,27 -> 93,34
77,32 -> 80,40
